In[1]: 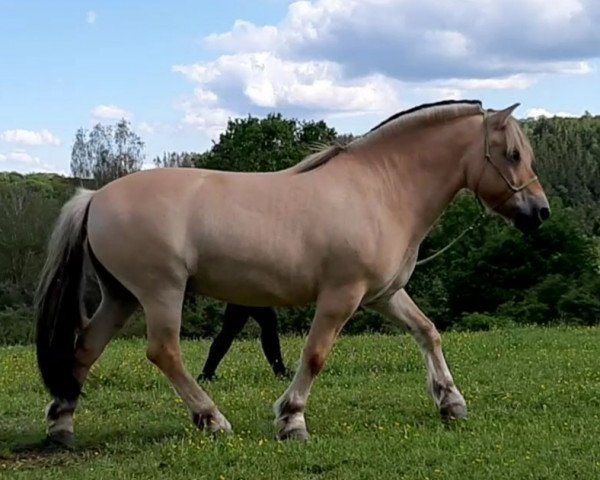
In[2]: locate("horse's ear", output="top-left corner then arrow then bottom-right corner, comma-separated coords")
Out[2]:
489,103 -> 520,129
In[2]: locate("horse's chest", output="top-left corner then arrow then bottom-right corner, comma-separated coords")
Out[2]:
386,261 -> 416,292
363,248 -> 418,303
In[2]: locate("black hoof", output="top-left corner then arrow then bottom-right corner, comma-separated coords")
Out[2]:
278,428 -> 310,441
440,403 -> 468,422
47,430 -> 75,448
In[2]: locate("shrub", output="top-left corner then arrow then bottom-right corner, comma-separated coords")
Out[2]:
454,313 -> 514,332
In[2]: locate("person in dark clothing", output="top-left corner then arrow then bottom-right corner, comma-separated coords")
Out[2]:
198,304 -> 290,381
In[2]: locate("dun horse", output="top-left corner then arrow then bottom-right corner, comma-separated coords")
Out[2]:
35,100 -> 549,444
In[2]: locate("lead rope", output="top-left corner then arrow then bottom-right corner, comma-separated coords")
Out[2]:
415,205 -> 486,267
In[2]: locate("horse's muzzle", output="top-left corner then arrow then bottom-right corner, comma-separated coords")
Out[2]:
513,199 -> 551,233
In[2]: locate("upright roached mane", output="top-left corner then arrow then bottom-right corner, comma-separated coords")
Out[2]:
289,100 -> 488,174
287,144 -> 345,174
35,98 -> 549,445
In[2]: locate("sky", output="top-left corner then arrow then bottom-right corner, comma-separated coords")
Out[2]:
1,0 -> 599,175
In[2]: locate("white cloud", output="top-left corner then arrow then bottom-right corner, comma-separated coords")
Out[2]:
205,20 -> 280,53
138,121 -> 156,135
91,104 -> 132,121
442,74 -> 536,91
8,150 -> 39,165
0,149 -> 60,173
174,0 -> 600,134
181,106 -> 239,139
86,11 -> 97,25
525,108 -> 579,118
174,52 -> 403,135
176,53 -> 399,113
0,129 -> 60,146
204,0 -> 600,80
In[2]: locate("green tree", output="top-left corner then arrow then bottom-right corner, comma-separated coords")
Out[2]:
204,113 -> 337,172
0,174 -> 65,309
524,115 -> 600,234
409,196 -> 600,329
2,113 -> 600,344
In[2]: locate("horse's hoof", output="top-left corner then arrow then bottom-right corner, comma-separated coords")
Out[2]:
47,430 -> 75,448
192,411 -> 233,434
440,403 -> 468,421
278,428 -> 310,441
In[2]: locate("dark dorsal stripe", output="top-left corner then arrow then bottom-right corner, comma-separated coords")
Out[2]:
369,99 -> 483,133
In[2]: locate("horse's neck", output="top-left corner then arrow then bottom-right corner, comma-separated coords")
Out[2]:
352,120 -> 474,243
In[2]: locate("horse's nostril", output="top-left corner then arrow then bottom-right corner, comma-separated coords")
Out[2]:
539,207 -> 550,221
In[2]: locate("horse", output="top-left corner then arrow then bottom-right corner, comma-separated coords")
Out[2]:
198,304 -> 289,381
35,100 -> 549,444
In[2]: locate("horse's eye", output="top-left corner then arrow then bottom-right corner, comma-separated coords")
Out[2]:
508,150 -> 521,163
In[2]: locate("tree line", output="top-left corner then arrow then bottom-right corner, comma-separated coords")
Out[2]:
0,113 -> 599,344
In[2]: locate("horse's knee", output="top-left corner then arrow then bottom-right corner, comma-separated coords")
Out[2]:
428,328 -> 441,349
414,320 -> 441,350
304,349 -> 327,376
146,343 -> 167,365
147,342 -> 177,366
147,340 -> 183,377
75,337 -> 102,368
146,345 -> 160,365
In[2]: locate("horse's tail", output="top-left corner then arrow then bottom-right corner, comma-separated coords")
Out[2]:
35,188 -> 95,401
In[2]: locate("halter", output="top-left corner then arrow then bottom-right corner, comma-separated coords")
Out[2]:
480,111 -> 539,195
415,109 -> 538,266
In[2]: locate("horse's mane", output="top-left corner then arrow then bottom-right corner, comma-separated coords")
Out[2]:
286,144 -> 345,174
288,100 -> 484,174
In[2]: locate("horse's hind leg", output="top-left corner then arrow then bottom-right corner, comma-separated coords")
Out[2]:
371,289 -> 467,420
46,280 -> 137,444
143,291 -> 232,434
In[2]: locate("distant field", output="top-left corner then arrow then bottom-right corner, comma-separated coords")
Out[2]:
1,327 -> 600,479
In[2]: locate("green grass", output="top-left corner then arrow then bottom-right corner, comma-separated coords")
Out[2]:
1,327 -> 600,479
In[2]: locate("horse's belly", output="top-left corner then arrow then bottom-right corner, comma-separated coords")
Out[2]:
187,260 -> 317,307
187,228 -> 319,306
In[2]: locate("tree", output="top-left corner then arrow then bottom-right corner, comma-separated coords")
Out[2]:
153,152 -> 196,168
71,119 -> 145,187
523,115 -> 600,234
206,113 -> 338,172
0,175 -> 63,305
2,113 -> 600,345
335,133 -> 357,146
408,195 -> 600,329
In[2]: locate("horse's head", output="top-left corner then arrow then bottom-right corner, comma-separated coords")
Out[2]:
466,104 -> 550,232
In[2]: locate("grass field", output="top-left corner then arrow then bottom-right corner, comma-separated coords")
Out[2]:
1,327 -> 600,479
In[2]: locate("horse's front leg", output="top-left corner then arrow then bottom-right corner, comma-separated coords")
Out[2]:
273,285 -> 365,440
371,289 -> 467,420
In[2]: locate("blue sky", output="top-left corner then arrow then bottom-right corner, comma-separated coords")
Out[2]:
1,0 -> 599,174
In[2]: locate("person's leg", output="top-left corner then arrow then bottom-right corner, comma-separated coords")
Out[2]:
199,304 -> 248,381
252,307 -> 289,377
